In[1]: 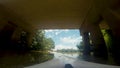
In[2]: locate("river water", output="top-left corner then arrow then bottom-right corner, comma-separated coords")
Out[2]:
0,52 -> 119,68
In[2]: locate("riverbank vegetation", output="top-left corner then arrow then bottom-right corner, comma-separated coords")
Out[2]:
56,49 -> 79,53
30,30 -> 55,51
10,30 -> 55,52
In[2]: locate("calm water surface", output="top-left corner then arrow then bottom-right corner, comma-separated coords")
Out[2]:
0,52 -> 119,68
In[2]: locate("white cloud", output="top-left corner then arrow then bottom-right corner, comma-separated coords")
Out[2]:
45,29 -> 69,32
45,29 -> 69,36
55,31 -> 61,35
54,36 -> 82,51
61,29 -> 69,32
60,36 -> 82,45
45,29 -> 82,51
44,30 -> 55,33
46,34 -> 53,38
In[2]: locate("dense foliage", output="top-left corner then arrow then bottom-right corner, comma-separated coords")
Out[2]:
76,41 -> 84,52
31,30 -> 55,51
101,29 -> 113,53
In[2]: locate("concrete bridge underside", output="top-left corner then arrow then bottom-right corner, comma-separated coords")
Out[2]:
0,0 -> 120,64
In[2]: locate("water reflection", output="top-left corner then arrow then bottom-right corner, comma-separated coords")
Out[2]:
77,52 -> 118,66
54,52 -> 119,66
0,52 -> 119,68
0,52 -> 54,68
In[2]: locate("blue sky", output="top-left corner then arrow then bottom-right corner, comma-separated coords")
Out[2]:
45,29 -> 82,50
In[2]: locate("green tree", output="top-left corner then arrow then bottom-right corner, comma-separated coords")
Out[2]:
76,41 -> 84,52
31,30 -> 55,51
42,38 -> 55,50
31,30 -> 45,50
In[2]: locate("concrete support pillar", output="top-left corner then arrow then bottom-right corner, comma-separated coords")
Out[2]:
90,24 -> 108,59
81,30 -> 91,56
0,21 -> 17,50
102,9 -> 120,63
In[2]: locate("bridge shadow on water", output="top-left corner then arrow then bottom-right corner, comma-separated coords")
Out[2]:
0,52 -> 119,68
77,52 -> 119,66
0,52 -> 54,68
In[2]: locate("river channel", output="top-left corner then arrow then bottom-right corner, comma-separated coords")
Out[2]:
0,52 -> 119,68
